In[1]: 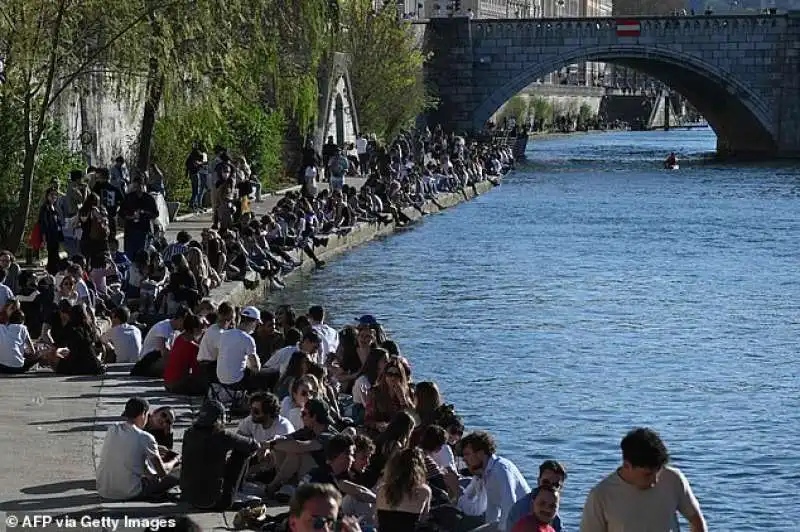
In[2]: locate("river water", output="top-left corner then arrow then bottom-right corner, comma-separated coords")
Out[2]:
270,129 -> 800,530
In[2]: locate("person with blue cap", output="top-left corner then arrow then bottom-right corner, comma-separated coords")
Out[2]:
180,399 -> 264,510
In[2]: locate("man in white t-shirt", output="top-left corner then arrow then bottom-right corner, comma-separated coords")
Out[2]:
580,427 -> 707,532
132,307 -> 189,377
197,301 -> 235,382
263,329 -> 322,375
217,306 -> 275,391
237,392 -> 294,442
101,306 -> 142,363
96,397 -> 180,501
308,305 -> 338,363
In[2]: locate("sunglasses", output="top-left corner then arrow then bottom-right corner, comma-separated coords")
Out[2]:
311,516 -> 337,530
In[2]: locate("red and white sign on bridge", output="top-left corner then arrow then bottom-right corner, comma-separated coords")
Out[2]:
616,19 -> 642,37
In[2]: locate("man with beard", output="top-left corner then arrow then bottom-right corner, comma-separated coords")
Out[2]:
460,431 -> 530,531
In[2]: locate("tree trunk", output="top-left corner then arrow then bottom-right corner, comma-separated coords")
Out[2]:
7,146 -> 39,253
136,56 -> 163,173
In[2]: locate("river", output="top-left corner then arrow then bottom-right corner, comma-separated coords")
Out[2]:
269,129 -> 800,530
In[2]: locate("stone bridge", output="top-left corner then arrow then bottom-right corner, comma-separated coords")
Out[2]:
422,14 -> 800,157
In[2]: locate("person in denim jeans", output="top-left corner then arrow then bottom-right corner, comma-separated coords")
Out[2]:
186,144 -> 208,211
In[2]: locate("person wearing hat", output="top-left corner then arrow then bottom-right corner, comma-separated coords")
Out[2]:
180,399 -> 264,509
96,397 -> 180,501
217,306 -> 277,391
265,398 -> 337,497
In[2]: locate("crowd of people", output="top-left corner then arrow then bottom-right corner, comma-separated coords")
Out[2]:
1,127 -> 708,531
96,302 -> 707,532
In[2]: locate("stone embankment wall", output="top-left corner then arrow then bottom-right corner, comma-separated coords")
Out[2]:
207,179 -> 499,307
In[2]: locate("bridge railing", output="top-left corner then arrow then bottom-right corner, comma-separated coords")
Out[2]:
467,14 -> 788,40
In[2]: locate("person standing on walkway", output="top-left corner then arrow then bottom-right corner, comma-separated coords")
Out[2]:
119,176 -> 158,260
580,427 -> 707,532
356,133 -> 369,176
92,167 -> 124,240
38,187 -> 64,275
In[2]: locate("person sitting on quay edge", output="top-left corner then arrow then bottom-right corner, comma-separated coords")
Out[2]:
180,399 -> 264,510
303,433 -> 376,507
510,486 -> 560,532
265,398 -> 338,498
237,392 -> 295,481
96,397 -> 180,501
460,430 -> 530,532
216,306 -> 277,391
507,459 -> 567,531
162,313 -> 206,396
286,483 -> 362,532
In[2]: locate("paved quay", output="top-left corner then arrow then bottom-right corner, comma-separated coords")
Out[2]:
0,177 -> 499,531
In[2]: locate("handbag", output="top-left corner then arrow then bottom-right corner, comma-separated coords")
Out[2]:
28,223 -> 44,250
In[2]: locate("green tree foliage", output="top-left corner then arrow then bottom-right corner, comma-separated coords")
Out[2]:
153,93 -> 286,203
337,0 -> 430,141
497,95 -> 529,125
530,96 -> 552,129
0,0 -> 332,251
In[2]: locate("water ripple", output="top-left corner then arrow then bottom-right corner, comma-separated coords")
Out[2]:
271,130 -> 800,529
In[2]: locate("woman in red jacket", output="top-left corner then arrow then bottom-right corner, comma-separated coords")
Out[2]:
163,314 -> 205,395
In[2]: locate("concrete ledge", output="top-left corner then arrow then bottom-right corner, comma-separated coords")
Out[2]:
209,178 -> 500,307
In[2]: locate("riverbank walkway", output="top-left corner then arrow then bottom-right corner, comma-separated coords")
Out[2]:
0,179 -> 365,530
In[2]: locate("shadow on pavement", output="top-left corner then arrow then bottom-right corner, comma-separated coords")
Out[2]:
21,480 -> 96,495
0,493 -> 103,512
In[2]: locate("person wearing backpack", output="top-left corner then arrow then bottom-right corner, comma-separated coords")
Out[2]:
78,192 -> 111,273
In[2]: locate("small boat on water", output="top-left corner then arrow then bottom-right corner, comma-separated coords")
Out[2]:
666,164 -> 679,171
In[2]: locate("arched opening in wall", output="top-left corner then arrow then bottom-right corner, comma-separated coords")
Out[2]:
473,48 -> 777,157
334,95 -> 345,147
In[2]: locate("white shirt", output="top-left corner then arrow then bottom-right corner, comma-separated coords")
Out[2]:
139,319 -> 175,358
236,415 -> 294,442
0,324 -> 31,368
356,137 -> 368,155
96,422 -> 159,500
312,322 -> 339,362
280,396 -> 304,430
432,443 -> 457,472
263,344 -> 301,375
352,374 -> 372,407
102,324 -> 142,363
197,323 -> 225,362
0,283 -> 14,308
217,328 -> 258,385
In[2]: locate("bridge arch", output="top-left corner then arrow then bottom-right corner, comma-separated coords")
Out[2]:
471,45 -> 777,156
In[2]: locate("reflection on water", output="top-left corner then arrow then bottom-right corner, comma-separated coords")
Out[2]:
268,129 -> 800,529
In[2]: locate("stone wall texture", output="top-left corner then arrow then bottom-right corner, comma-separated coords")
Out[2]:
423,13 -> 800,157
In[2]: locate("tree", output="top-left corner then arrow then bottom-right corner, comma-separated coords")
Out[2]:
337,0 -> 431,141
0,0 -> 332,251
0,0 -> 160,252
497,95 -> 528,126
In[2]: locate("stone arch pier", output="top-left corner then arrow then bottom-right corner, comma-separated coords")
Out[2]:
422,15 -> 800,157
